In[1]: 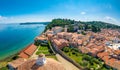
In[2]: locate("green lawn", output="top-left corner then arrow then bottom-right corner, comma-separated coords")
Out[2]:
35,41 -> 59,61
35,45 -> 58,61
36,45 -> 50,55
62,47 -> 110,70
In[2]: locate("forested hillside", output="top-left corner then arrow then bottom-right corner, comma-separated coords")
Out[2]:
44,18 -> 120,32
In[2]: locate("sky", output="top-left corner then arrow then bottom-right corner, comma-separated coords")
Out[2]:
0,0 -> 120,25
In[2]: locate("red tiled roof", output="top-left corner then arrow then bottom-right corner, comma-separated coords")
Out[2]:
24,44 -> 37,56
19,52 -> 29,58
116,60 -> 120,65
103,57 -> 120,70
114,50 -> 120,55
53,39 -> 68,49
77,39 -> 83,45
109,58 -> 116,64
102,56 -> 111,62
19,44 -> 37,58
97,52 -> 109,58
114,60 -> 120,70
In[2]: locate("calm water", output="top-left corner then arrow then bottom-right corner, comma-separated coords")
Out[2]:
0,24 -> 45,60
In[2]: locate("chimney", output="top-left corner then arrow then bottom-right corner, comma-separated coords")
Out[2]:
36,53 -> 46,66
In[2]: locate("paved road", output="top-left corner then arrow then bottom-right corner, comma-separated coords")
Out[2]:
56,54 -> 80,70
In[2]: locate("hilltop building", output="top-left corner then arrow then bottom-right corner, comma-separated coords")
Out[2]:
51,26 -> 63,34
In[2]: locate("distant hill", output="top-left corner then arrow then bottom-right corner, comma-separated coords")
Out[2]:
19,22 -> 50,25
44,18 -> 120,32
82,21 -> 120,29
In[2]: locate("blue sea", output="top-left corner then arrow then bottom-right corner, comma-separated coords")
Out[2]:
0,23 -> 45,60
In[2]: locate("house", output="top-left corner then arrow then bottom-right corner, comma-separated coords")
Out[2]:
79,47 -> 90,53
105,58 -> 118,70
114,50 -> 120,55
115,60 -> 120,70
46,30 -> 54,35
47,34 -> 53,40
108,43 -> 120,50
64,32 -> 73,40
8,58 -> 26,70
77,39 -> 83,46
102,56 -> 111,62
52,26 -> 63,34
57,32 -> 73,40
57,32 -> 65,39
19,44 -> 37,58
52,39 -> 69,49
88,48 -> 99,57
107,58 -> 116,66
35,35 -> 48,46
97,52 -> 109,59
73,25 -> 79,32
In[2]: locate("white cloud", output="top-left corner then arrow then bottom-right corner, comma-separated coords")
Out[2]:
104,16 -> 119,25
80,12 -> 86,15
0,15 -> 7,21
104,16 -> 116,21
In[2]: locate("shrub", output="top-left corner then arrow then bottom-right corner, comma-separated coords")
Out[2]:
0,67 -> 8,70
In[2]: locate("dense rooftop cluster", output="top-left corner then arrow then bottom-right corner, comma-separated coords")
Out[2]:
43,25 -> 120,70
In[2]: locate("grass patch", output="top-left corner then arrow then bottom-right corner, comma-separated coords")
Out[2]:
36,45 -> 50,55
35,44 -> 57,61
35,41 -> 58,61
0,66 -> 8,70
62,47 -> 111,70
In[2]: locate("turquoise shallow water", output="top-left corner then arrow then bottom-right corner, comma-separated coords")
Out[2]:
0,24 -> 45,60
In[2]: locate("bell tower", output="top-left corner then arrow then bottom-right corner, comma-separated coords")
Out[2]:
36,53 -> 46,66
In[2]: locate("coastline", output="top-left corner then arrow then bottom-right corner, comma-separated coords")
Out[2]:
0,24 -> 46,61
0,43 -> 34,62
0,23 -> 46,61
0,30 -> 44,61
0,53 -> 18,62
